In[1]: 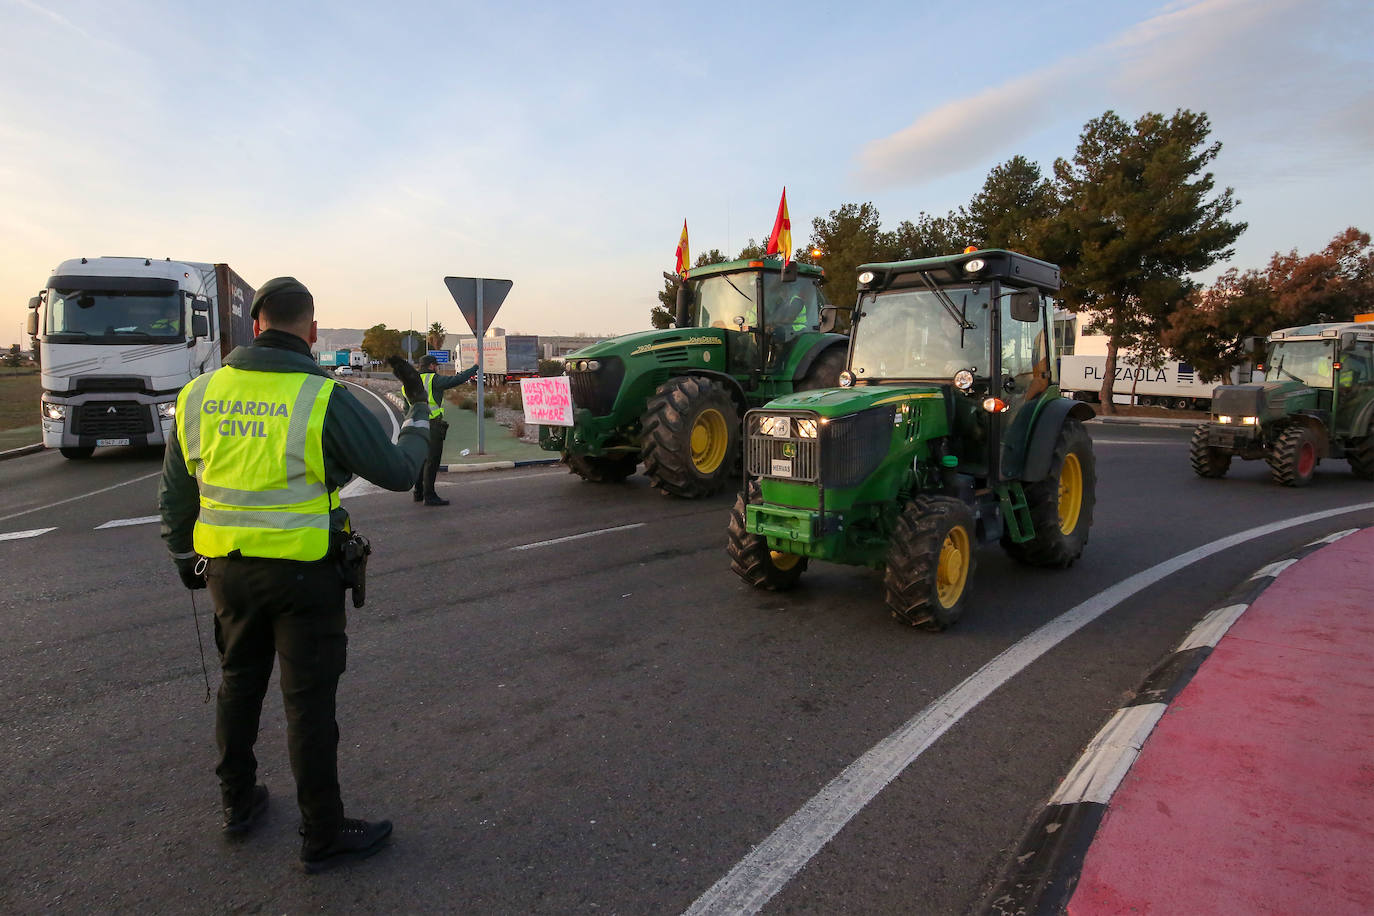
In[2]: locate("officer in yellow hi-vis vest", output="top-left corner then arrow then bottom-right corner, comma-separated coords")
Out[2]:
405,353 -> 477,506
158,277 -> 434,873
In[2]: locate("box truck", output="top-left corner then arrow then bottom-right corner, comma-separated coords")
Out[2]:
458,335 -> 539,384
26,257 -> 255,458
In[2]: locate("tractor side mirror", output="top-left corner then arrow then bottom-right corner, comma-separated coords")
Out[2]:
818,304 -> 853,334
675,283 -> 690,328
1009,290 -> 1041,322
780,260 -> 799,283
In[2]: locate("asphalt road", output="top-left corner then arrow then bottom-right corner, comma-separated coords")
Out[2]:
1,411 -> 1370,915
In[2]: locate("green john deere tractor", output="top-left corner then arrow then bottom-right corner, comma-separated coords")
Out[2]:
727,249 -> 1098,629
1190,320 -> 1374,485
540,258 -> 849,497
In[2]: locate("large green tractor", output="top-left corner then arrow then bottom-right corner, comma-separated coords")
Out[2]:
1190,320 -> 1374,485
540,258 -> 849,497
727,249 -> 1098,629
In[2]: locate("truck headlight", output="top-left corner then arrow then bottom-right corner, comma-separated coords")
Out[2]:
43,400 -> 66,421
157,402 -> 177,420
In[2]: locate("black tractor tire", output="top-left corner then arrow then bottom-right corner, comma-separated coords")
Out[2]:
60,446 -> 94,460
795,346 -> 847,392
641,376 -> 740,498
1349,433 -> 1374,480
1268,425 -> 1318,487
727,482 -> 807,591
1189,424 -> 1232,478
565,453 -> 638,483
884,495 -> 977,630
1002,418 -> 1096,568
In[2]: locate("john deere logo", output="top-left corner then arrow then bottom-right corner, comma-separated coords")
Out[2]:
782,442 -> 796,458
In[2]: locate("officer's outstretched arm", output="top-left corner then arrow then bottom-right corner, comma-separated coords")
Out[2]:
322,386 -> 430,492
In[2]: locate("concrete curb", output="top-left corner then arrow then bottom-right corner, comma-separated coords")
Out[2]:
438,457 -> 561,473
0,443 -> 44,461
981,526 -> 1366,916
1085,416 -> 1204,429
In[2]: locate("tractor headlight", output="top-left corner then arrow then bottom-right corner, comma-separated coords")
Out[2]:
759,416 -> 791,438
796,418 -> 818,438
838,370 -> 854,388
1240,416 -> 1257,425
42,400 -> 66,421
953,369 -> 974,391
157,402 -> 177,420
586,360 -> 601,371
1216,414 -> 1232,424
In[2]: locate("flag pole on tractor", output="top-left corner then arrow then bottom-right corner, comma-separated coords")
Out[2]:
675,220 -> 690,275
766,188 -> 792,265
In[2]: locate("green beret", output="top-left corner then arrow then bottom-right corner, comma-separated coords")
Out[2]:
251,276 -> 313,319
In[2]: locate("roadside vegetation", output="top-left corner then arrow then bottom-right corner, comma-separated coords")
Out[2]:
0,368 -> 42,432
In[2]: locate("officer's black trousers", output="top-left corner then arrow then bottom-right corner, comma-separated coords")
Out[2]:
208,554 -> 347,836
413,417 -> 448,498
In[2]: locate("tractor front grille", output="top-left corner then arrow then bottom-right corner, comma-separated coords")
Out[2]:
73,401 -> 154,437
567,357 -> 624,417
819,407 -> 893,488
746,411 -> 820,482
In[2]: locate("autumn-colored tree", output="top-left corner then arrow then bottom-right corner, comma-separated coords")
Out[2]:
360,323 -> 402,362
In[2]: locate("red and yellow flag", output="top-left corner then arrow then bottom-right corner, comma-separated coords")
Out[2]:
766,188 -> 792,265
675,220 -> 690,275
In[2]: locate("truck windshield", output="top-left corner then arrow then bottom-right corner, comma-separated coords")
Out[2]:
850,286 -> 991,381
1264,340 -> 1334,388
692,274 -> 758,331
46,288 -> 184,342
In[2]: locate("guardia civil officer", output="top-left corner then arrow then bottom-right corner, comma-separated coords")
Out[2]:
158,277 -> 435,873
405,353 -> 477,506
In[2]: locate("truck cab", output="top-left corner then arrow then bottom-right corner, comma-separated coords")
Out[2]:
28,257 -> 253,458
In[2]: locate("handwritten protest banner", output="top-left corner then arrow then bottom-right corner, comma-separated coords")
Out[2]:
520,375 -> 574,427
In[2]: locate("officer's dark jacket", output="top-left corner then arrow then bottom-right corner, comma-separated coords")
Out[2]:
159,329 -> 429,557
405,365 -> 480,413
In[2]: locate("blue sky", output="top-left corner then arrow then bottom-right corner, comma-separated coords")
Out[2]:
3,0 -> 1371,345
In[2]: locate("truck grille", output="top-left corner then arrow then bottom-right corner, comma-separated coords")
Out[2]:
72,401 -> 154,437
567,357 -> 624,417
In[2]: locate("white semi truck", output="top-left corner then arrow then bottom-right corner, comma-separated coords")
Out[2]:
26,257 -> 255,458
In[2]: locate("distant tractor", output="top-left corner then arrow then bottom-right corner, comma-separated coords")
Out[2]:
1190,320 -> 1374,485
728,249 -> 1097,629
540,258 -> 849,497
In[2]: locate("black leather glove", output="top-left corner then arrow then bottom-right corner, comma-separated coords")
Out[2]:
387,356 -> 427,405
175,556 -> 206,590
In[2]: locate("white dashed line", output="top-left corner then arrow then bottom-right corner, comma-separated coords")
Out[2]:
95,515 -> 160,529
511,523 -> 645,551
0,527 -> 57,541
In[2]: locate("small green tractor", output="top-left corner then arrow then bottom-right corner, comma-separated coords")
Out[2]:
540,258 -> 849,497
727,249 -> 1098,629
1190,320 -> 1374,485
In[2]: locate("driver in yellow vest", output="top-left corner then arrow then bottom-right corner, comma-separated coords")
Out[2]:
158,276 -> 434,873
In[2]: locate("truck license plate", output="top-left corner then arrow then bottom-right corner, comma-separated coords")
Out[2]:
770,459 -> 793,477
96,438 -> 130,447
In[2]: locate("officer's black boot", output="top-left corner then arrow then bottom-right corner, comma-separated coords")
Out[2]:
222,784 -> 269,836
300,817 -> 393,873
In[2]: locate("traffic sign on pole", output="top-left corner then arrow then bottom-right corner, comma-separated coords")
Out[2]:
444,277 -> 513,337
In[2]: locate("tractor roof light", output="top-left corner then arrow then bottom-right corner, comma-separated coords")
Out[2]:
964,258 -> 985,274
857,271 -> 875,285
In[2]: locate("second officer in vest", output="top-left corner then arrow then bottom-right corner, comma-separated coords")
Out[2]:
406,353 -> 477,506
159,276 -> 436,873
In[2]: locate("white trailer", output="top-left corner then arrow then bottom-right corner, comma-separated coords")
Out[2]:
1058,354 -> 1244,409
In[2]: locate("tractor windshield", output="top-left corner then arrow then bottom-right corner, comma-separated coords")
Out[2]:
850,286 -> 991,381
693,273 -> 758,331
1264,339 -> 1334,388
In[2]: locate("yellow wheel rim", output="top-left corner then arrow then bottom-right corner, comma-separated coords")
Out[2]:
936,525 -> 971,608
1059,452 -> 1083,535
690,408 -> 729,473
770,550 -> 801,571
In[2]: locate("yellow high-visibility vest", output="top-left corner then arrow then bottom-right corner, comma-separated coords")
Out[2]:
176,367 -> 337,561
419,372 -> 445,420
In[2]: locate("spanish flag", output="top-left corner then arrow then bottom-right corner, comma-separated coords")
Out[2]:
675,220 -> 690,275
766,188 -> 792,265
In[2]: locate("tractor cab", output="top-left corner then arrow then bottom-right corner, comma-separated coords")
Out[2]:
839,249 -> 1061,481
677,258 -> 829,381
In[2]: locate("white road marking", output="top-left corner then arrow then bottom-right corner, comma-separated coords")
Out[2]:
511,523 -> 645,551
1048,703 -> 1168,806
0,527 -> 57,542
95,515 -> 160,529
341,379 -> 401,442
1249,558 -> 1298,579
1307,528 -> 1357,546
683,500 -> 1374,916
1177,603 -> 1249,651
0,471 -> 162,525
1091,439 -> 1182,445
339,469 -> 561,500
